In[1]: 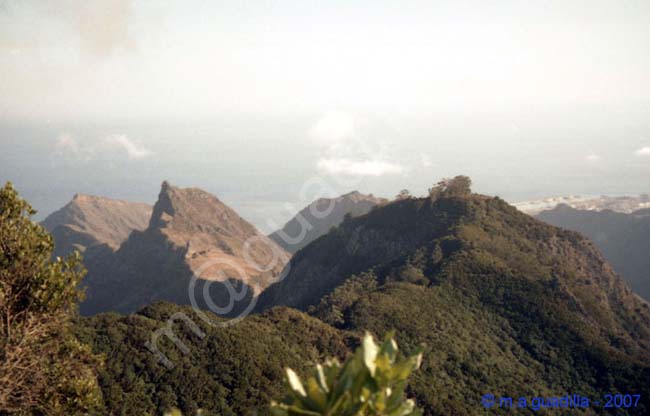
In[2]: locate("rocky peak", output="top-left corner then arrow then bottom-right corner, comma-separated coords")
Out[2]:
42,194 -> 152,257
149,181 -> 259,237
143,182 -> 288,288
80,182 -> 290,315
339,190 -> 383,204
149,181 -> 176,228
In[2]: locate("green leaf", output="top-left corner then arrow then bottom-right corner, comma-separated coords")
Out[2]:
271,333 -> 423,415
286,368 -> 307,397
362,332 -> 379,376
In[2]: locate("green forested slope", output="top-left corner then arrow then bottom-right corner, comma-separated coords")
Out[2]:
538,204 -> 650,300
76,304 -> 352,415
78,193 -> 650,415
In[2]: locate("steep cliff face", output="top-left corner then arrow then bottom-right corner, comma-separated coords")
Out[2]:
41,194 -> 152,259
269,191 -> 387,253
149,181 -> 289,285
261,197 -> 463,309
80,182 -> 289,315
538,204 -> 650,300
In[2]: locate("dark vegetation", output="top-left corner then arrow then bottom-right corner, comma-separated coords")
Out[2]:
75,304 -> 353,415
0,183 -> 101,415
77,177 -> 650,415
4,177 -> 650,415
270,332 -> 423,415
538,204 -> 650,300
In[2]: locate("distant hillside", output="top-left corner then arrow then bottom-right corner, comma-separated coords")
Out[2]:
514,194 -> 650,215
538,204 -> 650,300
80,190 -> 650,415
258,193 -> 650,411
41,194 -> 152,259
80,181 -> 289,316
269,191 -> 387,253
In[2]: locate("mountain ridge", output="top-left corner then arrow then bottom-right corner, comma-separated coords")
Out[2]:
269,190 -> 387,253
514,194 -> 650,216
41,193 -> 152,259
80,181 -> 288,315
79,190 -> 650,414
258,193 -> 650,355
538,203 -> 650,301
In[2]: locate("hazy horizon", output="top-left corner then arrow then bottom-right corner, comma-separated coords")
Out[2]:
2,0 -> 650,230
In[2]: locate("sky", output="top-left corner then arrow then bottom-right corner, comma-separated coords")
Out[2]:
1,0 -> 650,231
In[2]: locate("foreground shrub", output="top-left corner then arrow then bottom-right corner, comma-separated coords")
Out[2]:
0,182 -> 101,414
271,332 -> 422,416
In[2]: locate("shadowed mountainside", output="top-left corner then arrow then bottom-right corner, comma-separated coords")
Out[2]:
257,193 -> 650,413
269,191 -> 387,253
538,204 -> 650,300
80,181 -> 289,316
79,191 -> 650,415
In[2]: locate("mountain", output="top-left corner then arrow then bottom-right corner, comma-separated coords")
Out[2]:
269,191 -> 387,253
257,192 -> 650,411
79,191 -> 650,415
80,181 -> 289,316
514,194 -> 650,216
538,204 -> 650,300
41,194 -> 152,259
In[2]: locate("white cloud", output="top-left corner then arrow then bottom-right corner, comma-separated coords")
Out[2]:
317,158 -> 404,176
104,134 -> 152,159
309,111 -> 356,146
420,153 -> 433,167
635,147 -> 650,156
585,154 -> 601,162
310,111 -> 404,177
55,133 -> 81,156
54,133 -> 152,161
55,133 -> 96,161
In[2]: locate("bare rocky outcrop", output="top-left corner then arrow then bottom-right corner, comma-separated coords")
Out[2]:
41,194 -> 152,259
147,181 -> 289,286
80,181 -> 289,316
